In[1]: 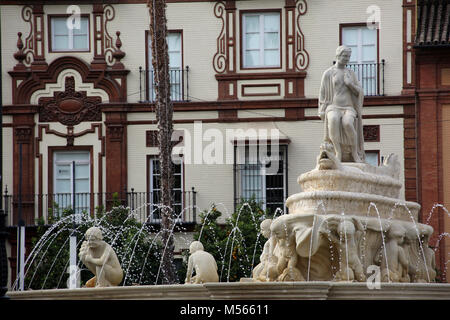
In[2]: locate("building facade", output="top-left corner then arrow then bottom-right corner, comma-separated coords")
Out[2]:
0,0 -> 447,287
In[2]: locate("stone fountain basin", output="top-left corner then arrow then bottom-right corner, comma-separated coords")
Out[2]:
286,191 -> 420,221
298,169 -> 402,199
6,282 -> 450,300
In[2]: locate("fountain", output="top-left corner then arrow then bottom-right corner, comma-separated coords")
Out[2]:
5,46 -> 450,300
245,46 -> 441,287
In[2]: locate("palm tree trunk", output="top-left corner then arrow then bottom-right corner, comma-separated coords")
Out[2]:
147,0 -> 177,284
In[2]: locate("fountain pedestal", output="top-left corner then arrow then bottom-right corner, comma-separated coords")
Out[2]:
251,146 -> 436,283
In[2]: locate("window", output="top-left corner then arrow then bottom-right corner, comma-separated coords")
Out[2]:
242,12 -> 281,68
234,145 -> 287,214
147,31 -> 185,101
148,157 -> 184,222
341,26 -> 378,95
365,150 -> 380,166
53,151 -> 91,216
50,16 -> 90,52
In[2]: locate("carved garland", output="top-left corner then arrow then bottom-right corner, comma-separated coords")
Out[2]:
38,76 -> 102,126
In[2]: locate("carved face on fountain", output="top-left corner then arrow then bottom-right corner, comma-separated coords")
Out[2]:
317,142 -> 340,170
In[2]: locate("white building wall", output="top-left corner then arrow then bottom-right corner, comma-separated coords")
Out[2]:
126,111 -> 405,224
1,1 -> 404,103
0,1 -> 407,221
303,0 -> 403,98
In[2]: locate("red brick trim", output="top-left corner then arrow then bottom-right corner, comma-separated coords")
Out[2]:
402,0 -> 416,94
105,112 -> 128,197
12,114 -> 35,225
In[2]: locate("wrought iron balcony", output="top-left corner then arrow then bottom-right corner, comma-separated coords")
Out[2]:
332,60 -> 385,96
139,66 -> 190,102
3,188 -> 197,226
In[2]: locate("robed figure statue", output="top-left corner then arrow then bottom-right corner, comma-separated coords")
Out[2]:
319,45 -> 365,163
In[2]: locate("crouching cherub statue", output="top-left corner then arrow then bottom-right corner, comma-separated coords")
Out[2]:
252,219 -> 279,282
79,227 -> 124,287
185,241 -> 219,284
377,223 -> 410,283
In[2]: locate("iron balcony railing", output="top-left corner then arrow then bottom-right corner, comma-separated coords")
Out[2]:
3,188 -> 197,227
139,66 -> 190,102
332,60 -> 385,96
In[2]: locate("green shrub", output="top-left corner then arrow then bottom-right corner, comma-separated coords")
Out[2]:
191,198 -> 272,282
25,200 -> 163,289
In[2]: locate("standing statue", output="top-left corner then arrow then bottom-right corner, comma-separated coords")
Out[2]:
319,45 -> 365,163
79,227 -> 124,287
185,241 -> 219,284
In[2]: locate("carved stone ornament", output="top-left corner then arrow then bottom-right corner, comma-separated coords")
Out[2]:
15,126 -> 33,144
363,125 -> 380,142
39,76 -> 102,126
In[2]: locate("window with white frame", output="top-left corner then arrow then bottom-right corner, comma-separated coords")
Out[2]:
234,145 -> 287,215
341,26 -> 378,95
242,12 -> 281,68
147,32 -> 184,101
148,157 -> 184,222
53,151 -> 90,216
50,16 -> 90,52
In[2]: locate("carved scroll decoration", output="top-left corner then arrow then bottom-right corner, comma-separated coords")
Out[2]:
103,4 -> 119,66
20,5 -> 35,66
295,0 -> 309,70
213,1 -> 227,73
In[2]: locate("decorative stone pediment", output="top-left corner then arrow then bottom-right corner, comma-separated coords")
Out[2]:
38,76 -> 102,126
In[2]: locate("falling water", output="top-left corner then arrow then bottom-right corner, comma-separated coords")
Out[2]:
368,202 -> 391,283
426,203 -> 450,225
394,202 -> 431,282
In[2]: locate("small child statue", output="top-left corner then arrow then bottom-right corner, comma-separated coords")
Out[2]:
252,219 -> 279,282
79,227 -> 124,287
184,241 -> 219,284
